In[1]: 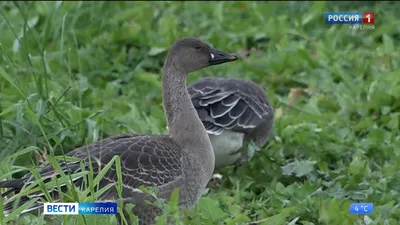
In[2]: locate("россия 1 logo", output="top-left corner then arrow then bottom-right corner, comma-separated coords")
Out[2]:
325,12 -> 375,30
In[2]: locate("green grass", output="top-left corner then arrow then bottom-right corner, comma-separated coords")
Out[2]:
0,1 -> 400,225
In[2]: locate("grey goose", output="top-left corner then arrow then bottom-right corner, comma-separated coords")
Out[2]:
188,78 -> 274,169
0,37 -> 238,225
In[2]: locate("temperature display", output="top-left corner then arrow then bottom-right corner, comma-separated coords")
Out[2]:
349,203 -> 374,214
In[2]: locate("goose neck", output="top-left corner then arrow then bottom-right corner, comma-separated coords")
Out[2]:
161,63 -> 215,176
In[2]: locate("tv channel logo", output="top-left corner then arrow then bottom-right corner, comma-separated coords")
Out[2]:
44,202 -> 118,215
325,12 -> 374,24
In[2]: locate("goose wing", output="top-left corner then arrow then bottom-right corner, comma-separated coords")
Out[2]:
1,134 -> 184,214
188,77 -> 273,135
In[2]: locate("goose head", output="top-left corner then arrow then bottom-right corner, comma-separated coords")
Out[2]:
165,37 -> 238,73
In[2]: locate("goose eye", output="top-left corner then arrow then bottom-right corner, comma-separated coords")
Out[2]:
194,45 -> 202,51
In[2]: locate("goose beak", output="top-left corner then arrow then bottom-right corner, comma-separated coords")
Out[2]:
208,48 -> 238,66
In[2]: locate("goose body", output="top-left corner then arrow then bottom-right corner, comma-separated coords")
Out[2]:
188,78 -> 274,169
0,38 -> 238,225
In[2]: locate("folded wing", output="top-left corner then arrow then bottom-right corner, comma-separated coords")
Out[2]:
1,134 -> 184,215
188,78 -> 273,135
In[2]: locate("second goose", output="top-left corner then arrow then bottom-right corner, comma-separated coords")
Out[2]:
188,77 -> 274,169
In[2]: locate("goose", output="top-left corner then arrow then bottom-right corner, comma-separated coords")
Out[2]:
0,37 -> 238,225
188,78 -> 274,169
